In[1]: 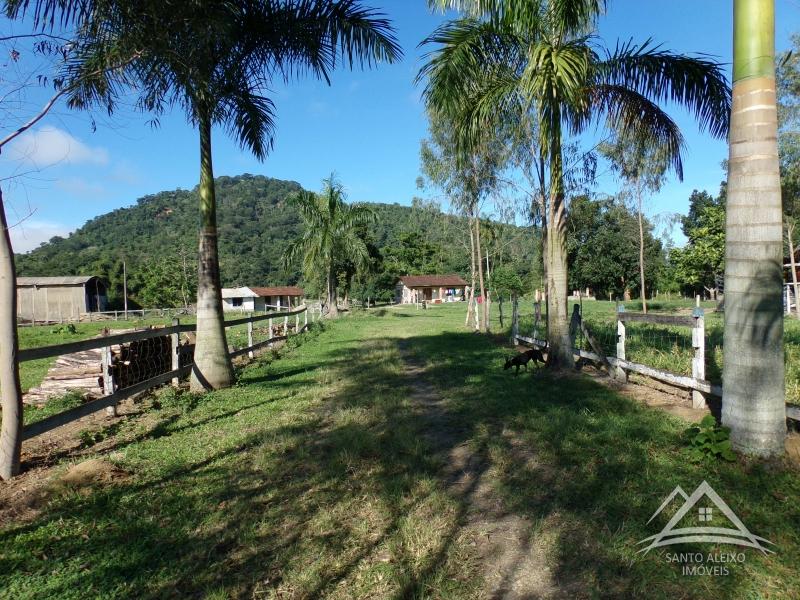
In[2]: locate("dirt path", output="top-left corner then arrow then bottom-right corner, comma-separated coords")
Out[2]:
398,340 -> 562,599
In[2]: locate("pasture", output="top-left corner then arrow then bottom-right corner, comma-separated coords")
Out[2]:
2,304 -> 798,599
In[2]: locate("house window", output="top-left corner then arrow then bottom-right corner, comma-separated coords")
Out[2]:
232,297 -> 243,307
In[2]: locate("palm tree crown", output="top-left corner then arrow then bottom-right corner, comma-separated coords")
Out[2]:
284,175 -> 376,316
419,0 -> 730,366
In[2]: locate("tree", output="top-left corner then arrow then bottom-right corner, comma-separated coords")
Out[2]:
722,0 -> 785,457
283,175 -> 376,317
0,25 -> 126,478
420,0 -> 730,367
599,135 -> 669,312
489,264 -> 525,327
14,0 -> 401,391
419,109 -> 507,332
777,34 -> 800,317
671,203 -> 725,299
567,195 -> 664,300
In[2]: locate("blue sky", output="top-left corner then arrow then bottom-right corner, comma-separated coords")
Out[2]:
1,0 -> 797,252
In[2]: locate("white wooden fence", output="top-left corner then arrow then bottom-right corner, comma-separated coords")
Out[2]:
20,304 -> 321,441
510,301 -> 800,423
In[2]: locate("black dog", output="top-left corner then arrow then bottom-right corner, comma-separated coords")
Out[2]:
504,348 -> 546,374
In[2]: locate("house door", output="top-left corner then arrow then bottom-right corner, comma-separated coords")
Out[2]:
423,288 -> 433,301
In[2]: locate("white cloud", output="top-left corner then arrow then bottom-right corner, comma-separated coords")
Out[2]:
56,176 -> 107,198
7,126 -> 109,168
8,220 -> 75,253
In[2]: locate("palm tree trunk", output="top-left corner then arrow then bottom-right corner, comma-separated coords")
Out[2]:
190,108 -> 234,392
0,187 -> 23,479
722,0 -> 785,456
545,119 -> 572,368
637,182 -> 647,313
474,212 -> 488,333
466,218 -> 476,327
327,266 -> 339,317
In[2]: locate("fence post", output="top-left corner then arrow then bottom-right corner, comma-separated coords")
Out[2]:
295,312 -> 299,334
511,294 -> 519,345
247,316 -> 254,359
171,318 -> 180,386
268,317 -> 274,348
284,313 -> 289,336
102,343 -> 116,416
304,306 -> 308,330
692,307 -> 706,409
615,304 -> 627,382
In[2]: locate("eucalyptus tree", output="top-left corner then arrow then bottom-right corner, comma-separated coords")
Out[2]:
8,0 -> 401,391
420,0 -> 730,367
419,109 -> 508,332
722,0 -> 785,457
599,135 -> 669,312
283,175 -> 376,317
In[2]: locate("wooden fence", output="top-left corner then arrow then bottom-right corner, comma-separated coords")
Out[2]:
20,304 -> 320,441
510,301 -> 800,423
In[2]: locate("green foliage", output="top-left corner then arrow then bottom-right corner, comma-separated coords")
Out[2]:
670,199 -> 725,296
684,414 -> 736,462
16,174 -> 538,306
489,265 -> 525,297
567,196 -> 664,299
132,250 -> 196,309
283,175 -> 377,309
383,231 -> 441,276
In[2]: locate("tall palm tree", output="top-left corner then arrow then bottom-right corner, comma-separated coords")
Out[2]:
420,0 -> 730,367
9,0 -> 400,391
721,0 -> 785,456
283,175 -> 376,317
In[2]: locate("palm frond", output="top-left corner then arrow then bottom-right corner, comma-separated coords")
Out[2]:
592,83 -> 686,179
219,84 -> 277,160
597,39 -> 731,139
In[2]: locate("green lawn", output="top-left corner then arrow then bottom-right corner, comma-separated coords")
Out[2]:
2,305 -> 797,599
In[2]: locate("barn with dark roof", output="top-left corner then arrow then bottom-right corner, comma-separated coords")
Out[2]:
395,275 -> 468,304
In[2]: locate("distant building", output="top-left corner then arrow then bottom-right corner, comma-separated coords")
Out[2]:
17,276 -> 108,322
221,286 -> 304,312
395,275 -> 468,304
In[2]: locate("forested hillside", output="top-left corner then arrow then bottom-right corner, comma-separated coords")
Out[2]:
16,174 -> 539,307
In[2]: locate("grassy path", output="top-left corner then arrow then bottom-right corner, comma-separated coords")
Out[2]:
1,305 -> 798,599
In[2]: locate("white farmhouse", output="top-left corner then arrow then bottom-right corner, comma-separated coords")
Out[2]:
221,286 -> 304,312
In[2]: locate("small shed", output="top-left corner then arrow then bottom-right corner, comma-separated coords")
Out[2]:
395,275 -> 468,304
221,286 -> 304,312
17,276 -> 108,323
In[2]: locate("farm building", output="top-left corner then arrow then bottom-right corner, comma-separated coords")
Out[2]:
395,275 -> 468,304
221,286 -> 304,312
16,276 -> 108,323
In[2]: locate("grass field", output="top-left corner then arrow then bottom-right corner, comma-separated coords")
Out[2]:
2,304 -> 798,599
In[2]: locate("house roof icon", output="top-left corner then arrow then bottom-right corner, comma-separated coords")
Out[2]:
637,480 -> 774,555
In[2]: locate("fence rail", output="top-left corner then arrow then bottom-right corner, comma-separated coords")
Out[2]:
21,304 -> 319,441
512,302 -> 799,423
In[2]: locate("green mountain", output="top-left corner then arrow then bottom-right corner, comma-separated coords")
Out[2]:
16,174 -> 538,307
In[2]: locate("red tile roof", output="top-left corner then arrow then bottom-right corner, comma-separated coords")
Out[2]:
249,286 -> 304,297
398,275 -> 468,287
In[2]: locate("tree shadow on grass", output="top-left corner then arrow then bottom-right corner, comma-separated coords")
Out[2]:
1,323 -> 797,599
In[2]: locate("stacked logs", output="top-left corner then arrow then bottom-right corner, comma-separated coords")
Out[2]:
23,349 -> 104,406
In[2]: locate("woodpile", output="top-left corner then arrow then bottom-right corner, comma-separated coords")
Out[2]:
23,327 -> 181,407
24,349 -> 104,406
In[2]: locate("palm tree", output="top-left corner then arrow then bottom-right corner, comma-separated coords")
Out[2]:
10,0 -> 400,391
283,175 -> 376,317
420,0 -> 730,367
721,0 -> 785,456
